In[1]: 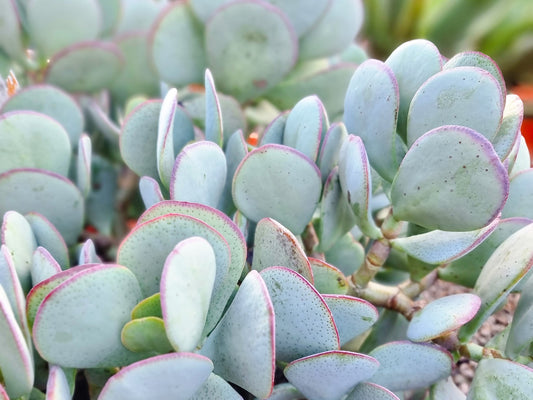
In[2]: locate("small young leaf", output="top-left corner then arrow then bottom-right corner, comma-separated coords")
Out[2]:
204,69 -> 223,146
309,258 -> 349,295
139,176 -> 164,209
121,317 -> 173,354
46,365 -> 70,400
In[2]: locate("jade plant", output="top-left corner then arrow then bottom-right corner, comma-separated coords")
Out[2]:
1,8 -> 533,400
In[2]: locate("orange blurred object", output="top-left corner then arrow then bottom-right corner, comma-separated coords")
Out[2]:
247,132 -> 259,146
513,85 -> 533,164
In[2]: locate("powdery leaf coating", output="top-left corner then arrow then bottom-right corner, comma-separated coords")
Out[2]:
323,294 -> 379,346
233,144 -> 322,234
46,365 -> 70,400
264,383 -> 304,399
369,341 -> 453,391
200,270 -> 275,399
309,258 -> 349,295
161,237 -> 216,352
407,294 -> 481,342
502,169 -> 533,220
0,245 -> 28,337
33,265 -> 144,368
219,129 -> 248,215
157,88 -> 178,187
170,141 -> 227,208
31,247 -> 62,286
0,111 -> 71,176
0,286 -> 34,399
284,350 -> 379,400
492,94 -> 524,161
466,359 -> 533,400
205,0 -> 298,101
252,218 -> 313,283
25,212 -> 69,269
189,373 -> 242,400
76,134 -> 92,197
507,273 -> 533,358
318,122 -> 349,184
98,353 -> 213,400
120,317 -> 173,354
391,125 -> 508,232
45,41 -> 124,93
139,176 -> 164,209
407,66 -> 504,146
283,95 -> 327,162
431,377 -> 467,400
390,218 -> 499,265
204,69 -> 223,146
459,223 -> 533,341
261,266 -> 339,363
343,59 -> 401,182
259,112 -> 287,146
346,382 -> 400,400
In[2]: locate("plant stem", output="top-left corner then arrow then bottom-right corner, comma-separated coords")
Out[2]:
352,238 -> 390,288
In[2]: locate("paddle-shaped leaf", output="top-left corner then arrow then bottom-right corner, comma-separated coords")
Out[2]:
0,0 -> 24,59
0,285 -> 34,399
407,66 -> 504,146
2,211 -> 37,293
467,359 -> 533,399
492,94 -> 524,161
502,169 -> 533,220
200,271 -> 275,399
407,294 -> 481,342
0,245 -> 28,335
170,141 -> 227,208
0,168 -> 84,245
46,365 -> 70,400
346,382 -> 400,400
204,69 -> 223,146
343,59 -> 401,182
259,111 -> 287,146
33,264 -> 144,368
161,237 -> 216,352
430,378 -> 466,400
131,293 -> 162,320
98,353 -> 213,400
391,125 -> 508,232
284,350 -> 379,400
31,247 -> 62,286
77,133 -> 91,197
459,223 -> 533,341
390,218 -> 499,264
309,258 -> 349,295
78,239 -> 101,265
324,232 -> 365,276
205,0 -> 297,101
369,341 -> 453,391
139,176 -> 164,209
233,144 -> 322,234
252,218 -> 313,283
157,88 -> 178,187
385,39 -> 442,141
338,135 -> 382,239
261,267 -> 339,363
0,111 -> 71,176
190,373 -> 242,399
323,294 -> 379,346
283,95 -> 327,162
219,129 -> 248,214
121,317 -> 173,354
25,212 -> 69,269
506,273 -> 533,358
263,383 -> 303,400
318,122 -> 349,184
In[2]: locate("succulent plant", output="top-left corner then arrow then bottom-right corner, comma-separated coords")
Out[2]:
0,4 -> 533,398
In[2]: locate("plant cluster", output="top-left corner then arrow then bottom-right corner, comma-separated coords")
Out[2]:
0,1 -> 532,400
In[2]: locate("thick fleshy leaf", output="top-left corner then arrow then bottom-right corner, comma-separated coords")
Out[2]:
0,245 -> 28,334
149,2 -> 205,87
346,382 -> 400,400
115,0 -> 166,34
407,294 -> 481,342
264,0 -> 329,37
0,169 -> 84,245
407,67 -> 504,146
284,350 -> 379,400
161,237 -> 216,352
131,293 -> 162,320
283,95 -> 327,162
391,125 -> 509,232
252,218 -> 313,283
31,247 -> 62,286
0,111 -> 71,176
77,133 -> 91,197
259,112 -> 287,146
139,176 -> 164,209
261,267 -> 339,363
502,169 -> 533,220
96,0 -> 120,36
263,383 -> 303,400
200,271 -> 275,399
170,141 -> 227,208
369,341 -> 453,391
466,359 -> 533,399
205,0 -> 298,101
318,122 -> 348,184
33,264 -> 144,368
0,285 -> 34,399
46,365 -> 70,400
98,353 -> 213,400
507,273 -> 533,358
26,0 -> 101,56
309,258 -> 349,295
1,84 -> 84,144
324,232 -> 365,276
439,217 -> 532,287
0,0 -> 24,59
157,88 -> 178,187
299,0 -> 363,59
338,135 -> 382,239
430,378 -> 466,400
219,129 -> 248,214
190,373 -> 243,400
45,42 -> 124,93
233,144 -> 322,234
117,213 -> 231,334
78,239 -> 101,265
120,317 -> 173,354
391,218 -> 499,264
343,59 -> 401,182
509,135 -> 531,177
459,223 -> 533,341
2,211 -> 37,293
204,69 -> 223,146
492,94 -> 524,161
323,294 -> 378,346
25,212 -> 69,269
385,39 -> 442,141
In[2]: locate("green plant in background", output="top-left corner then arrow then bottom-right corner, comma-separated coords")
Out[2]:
0,1 -> 533,400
